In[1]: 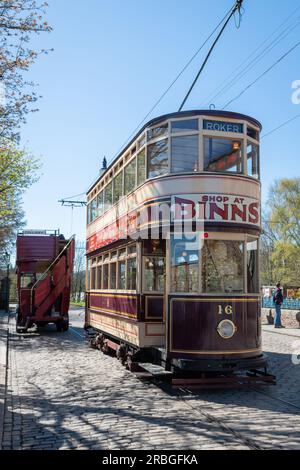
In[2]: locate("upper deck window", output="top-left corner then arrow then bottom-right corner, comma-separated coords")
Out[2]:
247,142 -> 259,179
171,119 -> 198,133
204,137 -> 243,173
104,181 -> 113,211
90,198 -> 97,222
247,126 -> 259,141
137,134 -> 146,149
148,138 -> 168,178
97,191 -> 104,217
137,148 -> 146,186
171,135 -> 199,173
124,158 -> 136,195
147,123 -> 168,141
113,172 -> 123,204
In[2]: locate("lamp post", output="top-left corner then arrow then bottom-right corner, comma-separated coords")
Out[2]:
4,251 -> 10,313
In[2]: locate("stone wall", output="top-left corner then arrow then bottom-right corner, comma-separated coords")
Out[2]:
261,307 -> 300,328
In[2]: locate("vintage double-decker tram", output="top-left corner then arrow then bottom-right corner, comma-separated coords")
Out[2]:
85,109 -> 274,385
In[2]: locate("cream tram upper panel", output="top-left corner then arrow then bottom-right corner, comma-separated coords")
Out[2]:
87,111 -> 261,230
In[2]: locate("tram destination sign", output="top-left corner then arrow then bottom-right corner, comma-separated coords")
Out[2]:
203,119 -> 243,133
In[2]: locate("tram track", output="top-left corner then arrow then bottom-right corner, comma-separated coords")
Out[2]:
175,386 -> 264,450
249,386 -> 300,412
70,321 -> 299,449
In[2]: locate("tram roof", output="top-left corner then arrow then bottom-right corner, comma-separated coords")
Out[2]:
87,109 -> 262,194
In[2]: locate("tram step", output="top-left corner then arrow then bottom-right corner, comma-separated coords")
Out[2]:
138,363 -> 173,376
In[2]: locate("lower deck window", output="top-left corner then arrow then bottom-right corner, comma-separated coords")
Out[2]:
110,262 -> 117,289
247,240 -> 259,293
127,258 -> 137,290
171,235 -> 199,292
103,264 -> 109,289
202,240 -> 244,293
144,257 -> 165,292
91,267 -> 96,290
118,261 -> 126,289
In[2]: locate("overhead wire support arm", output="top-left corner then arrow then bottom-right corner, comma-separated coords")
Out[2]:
59,200 -> 87,207
178,0 -> 244,112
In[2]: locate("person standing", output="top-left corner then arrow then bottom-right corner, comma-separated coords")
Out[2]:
273,282 -> 284,328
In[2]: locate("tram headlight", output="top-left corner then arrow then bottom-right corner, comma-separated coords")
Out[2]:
217,319 -> 236,339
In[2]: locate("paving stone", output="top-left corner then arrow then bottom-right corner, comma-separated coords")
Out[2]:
2,309 -> 300,450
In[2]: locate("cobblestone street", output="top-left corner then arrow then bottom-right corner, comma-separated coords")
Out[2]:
1,308 -> 300,450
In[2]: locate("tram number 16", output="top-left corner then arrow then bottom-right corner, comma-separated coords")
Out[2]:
218,305 -> 233,315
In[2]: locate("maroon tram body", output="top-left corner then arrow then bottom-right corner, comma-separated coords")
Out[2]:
16,230 -> 75,333
84,110 -> 273,383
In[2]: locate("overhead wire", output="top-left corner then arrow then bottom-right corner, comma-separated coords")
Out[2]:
178,0 -> 244,111
199,3 -> 300,107
222,39 -> 300,109
110,1 -> 238,162
261,113 -> 300,139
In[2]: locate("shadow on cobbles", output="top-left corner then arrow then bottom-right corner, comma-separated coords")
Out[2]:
3,315 -> 300,450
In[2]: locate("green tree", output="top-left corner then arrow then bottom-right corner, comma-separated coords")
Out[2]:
0,1 -> 51,265
0,0 -> 52,143
263,178 -> 300,286
0,146 -> 40,267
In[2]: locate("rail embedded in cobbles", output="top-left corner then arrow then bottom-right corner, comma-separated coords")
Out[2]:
1,309 -> 300,450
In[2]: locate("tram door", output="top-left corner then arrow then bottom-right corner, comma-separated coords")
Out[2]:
165,234 -> 200,357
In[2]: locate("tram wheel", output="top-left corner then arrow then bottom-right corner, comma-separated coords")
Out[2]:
61,320 -> 69,332
56,321 -> 63,332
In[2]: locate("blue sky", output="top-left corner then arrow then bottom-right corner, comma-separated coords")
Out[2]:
21,0 -> 300,242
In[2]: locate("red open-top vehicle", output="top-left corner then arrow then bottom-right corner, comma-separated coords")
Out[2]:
16,229 -> 75,333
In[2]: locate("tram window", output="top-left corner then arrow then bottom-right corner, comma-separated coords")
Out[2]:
87,203 -> 91,224
247,126 -> 259,141
20,273 -> 35,289
118,261 -> 126,289
124,158 -> 136,195
247,240 -> 259,293
103,264 -> 109,289
96,266 -> 102,289
137,149 -> 146,186
128,244 -> 137,255
171,235 -> 199,293
87,260 -> 91,289
144,257 -> 165,292
247,142 -> 259,179
171,135 -> 199,173
171,119 -> 198,133
91,267 -> 96,290
113,172 -> 123,204
90,198 -> 97,222
119,248 -> 126,258
147,123 -> 168,141
202,240 -> 244,293
143,239 -> 165,256
127,258 -> 137,290
110,262 -> 117,290
148,139 -> 168,178
104,182 -> 113,211
204,137 -> 243,173
137,134 -> 146,149
97,191 -> 104,216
